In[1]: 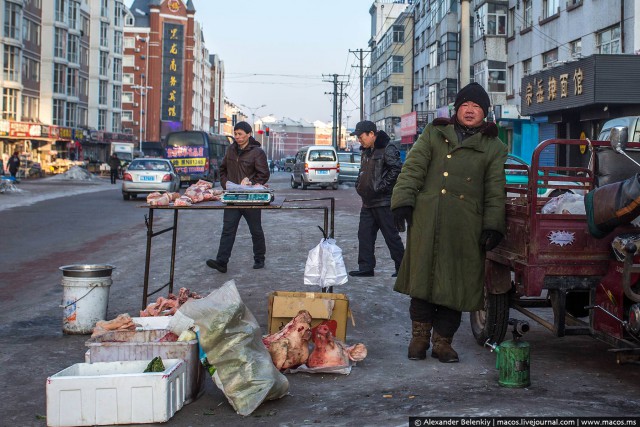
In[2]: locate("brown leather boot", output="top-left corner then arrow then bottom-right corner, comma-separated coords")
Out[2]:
431,331 -> 459,363
408,321 -> 432,360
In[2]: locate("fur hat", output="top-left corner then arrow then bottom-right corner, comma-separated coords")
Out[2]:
454,82 -> 491,118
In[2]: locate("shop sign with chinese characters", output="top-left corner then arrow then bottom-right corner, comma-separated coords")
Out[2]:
520,61 -> 593,116
520,54 -> 640,116
161,22 -> 184,123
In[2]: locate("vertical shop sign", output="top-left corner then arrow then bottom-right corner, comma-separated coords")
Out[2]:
161,23 -> 184,122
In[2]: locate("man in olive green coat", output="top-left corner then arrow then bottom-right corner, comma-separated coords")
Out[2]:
391,82 -> 507,363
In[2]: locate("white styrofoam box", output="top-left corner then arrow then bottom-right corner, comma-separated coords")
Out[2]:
131,316 -> 172,331
85,329 -> 204,404
46,359 -> 186,427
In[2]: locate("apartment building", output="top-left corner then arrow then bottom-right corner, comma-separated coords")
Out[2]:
124,0 -> 216,144
369,10 -> 414,142
405,0 -> 460,146
210,54 -> 225,134
0,0 -> 133,171
380,0 -> 510,149
368,0 -> 413,148
503,0 -> 640,164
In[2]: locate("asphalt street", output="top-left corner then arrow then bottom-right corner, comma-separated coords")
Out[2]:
1,172 -> 640,427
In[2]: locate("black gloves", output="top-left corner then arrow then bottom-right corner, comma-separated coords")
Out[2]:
393,206 -> 413,232
480,229 -> 503,251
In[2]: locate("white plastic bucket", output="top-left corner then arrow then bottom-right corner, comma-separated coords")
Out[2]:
60,264 -> 115,335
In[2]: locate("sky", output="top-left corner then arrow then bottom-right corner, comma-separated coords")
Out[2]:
155,1 -> 374,128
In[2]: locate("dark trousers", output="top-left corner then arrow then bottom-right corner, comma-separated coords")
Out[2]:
357,206 -> 405,272
216,208 -> 266,265
410,297 -> 462,337
110,169 -> 118,184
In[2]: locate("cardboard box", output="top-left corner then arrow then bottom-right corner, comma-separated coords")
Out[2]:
46,359 -> 186,426
267,291 -> 349,341
85,329 -> 203,404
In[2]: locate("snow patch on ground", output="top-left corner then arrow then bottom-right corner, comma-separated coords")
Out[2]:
0,173 -> 114,212
47,166 -> 103,181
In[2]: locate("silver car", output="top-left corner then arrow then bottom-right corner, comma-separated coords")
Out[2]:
121,158 -> 181,200
337,152 -> 361,184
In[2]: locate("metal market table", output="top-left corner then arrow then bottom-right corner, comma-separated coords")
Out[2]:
139,196 -> 335,309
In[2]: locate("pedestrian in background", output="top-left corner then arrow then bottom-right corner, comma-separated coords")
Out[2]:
7,151 -> 20,179
348,120 -> 405,278
108,153 -> 120,184
391,82 -> 507,363
206,121 -> 270,273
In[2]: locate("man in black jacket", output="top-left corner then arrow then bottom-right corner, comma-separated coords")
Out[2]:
349,120 -> 405,278
206,121 -> 270,273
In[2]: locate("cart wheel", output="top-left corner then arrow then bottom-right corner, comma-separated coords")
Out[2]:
290,176 -> 299,189
470,290 -> 510,345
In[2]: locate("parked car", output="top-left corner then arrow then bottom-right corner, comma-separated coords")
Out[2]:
337,152 -> 361,184
290,145 -> 339,190
121,158 -> 181,200
283,157 -> 296,172
506,154 -> 585,197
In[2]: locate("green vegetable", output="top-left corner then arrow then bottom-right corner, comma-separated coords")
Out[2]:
143,356 -> 165,373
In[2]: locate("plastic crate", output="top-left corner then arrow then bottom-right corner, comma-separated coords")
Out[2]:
85,329 -> 204,404
46,359 -> 186,426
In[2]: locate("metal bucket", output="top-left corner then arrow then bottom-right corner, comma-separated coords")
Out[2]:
60,264 -> 115,335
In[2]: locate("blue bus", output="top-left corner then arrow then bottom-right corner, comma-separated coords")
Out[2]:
164,131 -> 232,185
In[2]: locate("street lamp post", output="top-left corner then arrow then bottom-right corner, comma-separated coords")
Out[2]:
134,35 -> 151,153
131,84 -> 153,152
240,103 -> 266,132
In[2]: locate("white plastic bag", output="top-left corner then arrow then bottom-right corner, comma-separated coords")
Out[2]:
175,280 -> 289,416
541,192 -> 585,215
304,238 -> 348,288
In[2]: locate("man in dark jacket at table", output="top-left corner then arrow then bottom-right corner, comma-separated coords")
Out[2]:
206,121 -> 270,273
348,120 -> 405,278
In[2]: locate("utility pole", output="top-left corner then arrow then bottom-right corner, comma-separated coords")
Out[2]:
323,74 -> 347,149
350,48 -> 370,121
337,81 -> 347,149
460,0 -> 471,87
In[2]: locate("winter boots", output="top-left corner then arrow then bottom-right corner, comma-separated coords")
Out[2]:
408,321 -> 432,360
431,331 -> 459,363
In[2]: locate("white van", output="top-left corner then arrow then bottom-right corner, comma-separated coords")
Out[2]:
290,145 -> 339,190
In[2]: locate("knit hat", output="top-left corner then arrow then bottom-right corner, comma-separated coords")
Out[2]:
234,121 -> 252,134
454,82 -> 491,118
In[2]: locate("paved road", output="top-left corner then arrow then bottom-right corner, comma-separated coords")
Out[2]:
1,172 -> 639,426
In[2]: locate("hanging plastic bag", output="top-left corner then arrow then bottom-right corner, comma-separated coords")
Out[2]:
304,228 -> 348,289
